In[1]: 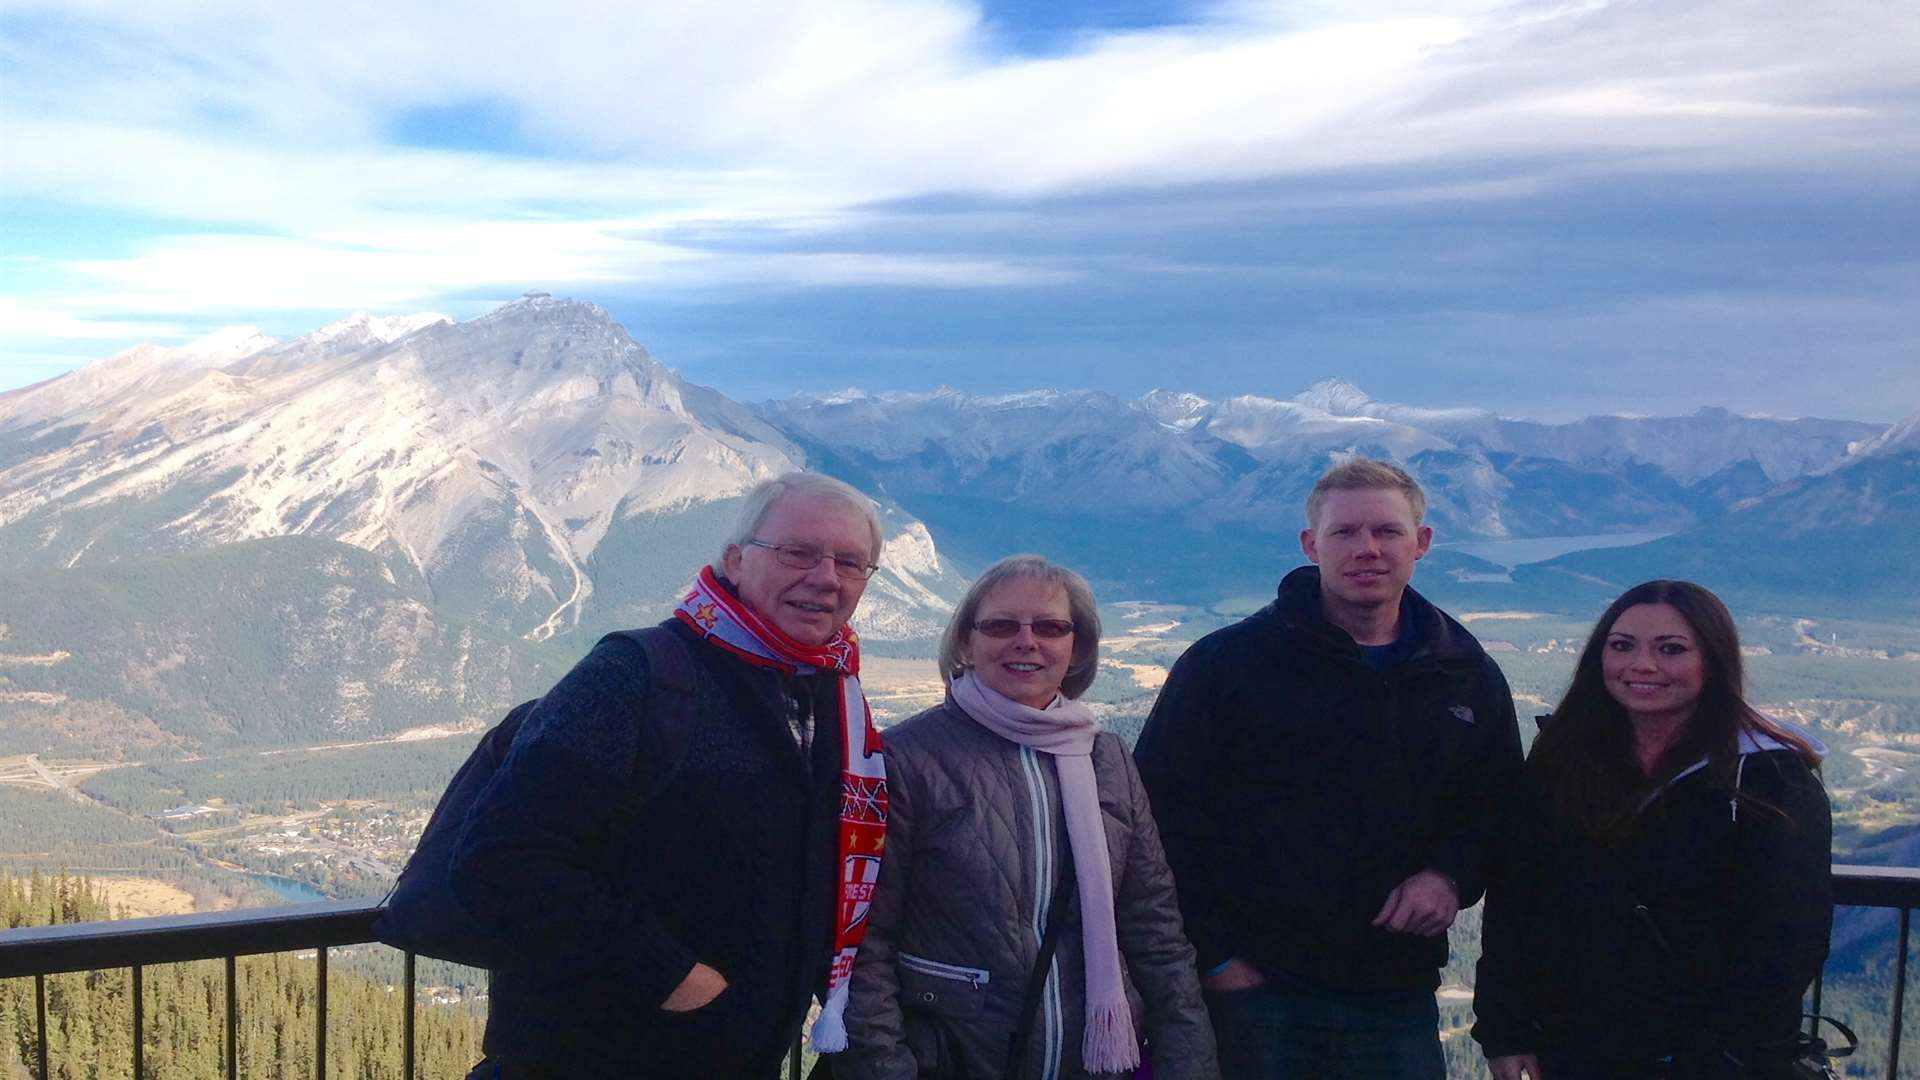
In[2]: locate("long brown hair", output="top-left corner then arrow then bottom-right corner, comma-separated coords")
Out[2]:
1527,580 -> 1818,842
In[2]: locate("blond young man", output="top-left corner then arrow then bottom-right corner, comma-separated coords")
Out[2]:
1135,458 -> 1522,1080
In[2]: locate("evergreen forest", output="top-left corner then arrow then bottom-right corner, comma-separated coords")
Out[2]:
0,871 -> 484,1079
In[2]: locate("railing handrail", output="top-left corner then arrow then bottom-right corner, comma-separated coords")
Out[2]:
1831,862 -> 1920,909
0,896 -> 383,979
2,865 -> 1917,980
2,866 -> 1919,1080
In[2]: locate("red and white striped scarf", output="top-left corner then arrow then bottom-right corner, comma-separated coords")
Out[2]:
674,565 -> 885,1053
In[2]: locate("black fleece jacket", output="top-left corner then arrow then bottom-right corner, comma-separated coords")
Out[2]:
1471,739 -> 1832,1074
448,621 -> 845,1078
1134,566 -> 1522,992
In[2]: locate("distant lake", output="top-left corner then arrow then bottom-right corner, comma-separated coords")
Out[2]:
1439,531 -> 1671,569
247,872 -> 330,904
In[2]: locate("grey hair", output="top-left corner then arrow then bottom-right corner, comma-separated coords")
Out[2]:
712,472 -> 884,574
938,554 -> 1103,700
1305,456 -> 1426,529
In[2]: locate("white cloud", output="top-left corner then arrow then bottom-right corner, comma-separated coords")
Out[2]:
11,0 -> 1915,214
2,0 -> 1917,375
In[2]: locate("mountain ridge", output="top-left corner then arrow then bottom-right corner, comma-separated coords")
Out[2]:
0,296 -> 960,645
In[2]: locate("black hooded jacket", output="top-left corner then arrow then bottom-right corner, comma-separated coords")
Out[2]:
1134,566 -> 1523,992
1471,732 -> 1832,1074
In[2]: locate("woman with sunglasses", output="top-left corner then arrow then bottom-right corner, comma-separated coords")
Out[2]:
838,554 -> 1218,1080
1472,581 -> 1831,1079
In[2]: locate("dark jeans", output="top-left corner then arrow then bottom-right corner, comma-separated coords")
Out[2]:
1203,971 -> 1444,1080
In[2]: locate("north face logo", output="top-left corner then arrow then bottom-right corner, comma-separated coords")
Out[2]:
1449,704 -> 1475,725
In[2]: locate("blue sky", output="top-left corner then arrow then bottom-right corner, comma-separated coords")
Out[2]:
2,0 -> 1916,421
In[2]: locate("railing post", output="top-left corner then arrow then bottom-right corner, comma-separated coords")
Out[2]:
133,963 -> 144,1079
316,945 -> 328,1080
227,953 -> 239,1080
34,973 -> 48,1080
1888,906 -> 1910,1080
403,951 -> 416,1080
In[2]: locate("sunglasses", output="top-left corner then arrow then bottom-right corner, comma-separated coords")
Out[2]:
972,618 -> 1076,639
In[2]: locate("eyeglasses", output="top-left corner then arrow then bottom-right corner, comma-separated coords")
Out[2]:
972,618 -> 1076,639
746,540 -> 879,580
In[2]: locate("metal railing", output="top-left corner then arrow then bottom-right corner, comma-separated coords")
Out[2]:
3,865 -> 1919,1079
1823,863 -> 1920,1079
0,897 -> 394,1080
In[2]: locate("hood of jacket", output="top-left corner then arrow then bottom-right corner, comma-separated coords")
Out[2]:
1253,565 -> 1490,668
1663,720 -> 1828,791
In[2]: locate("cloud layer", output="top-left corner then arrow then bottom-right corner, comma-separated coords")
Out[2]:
2,0 -> 1917,417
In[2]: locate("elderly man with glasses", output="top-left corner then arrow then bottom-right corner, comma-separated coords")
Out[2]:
450,472 -> 889,1079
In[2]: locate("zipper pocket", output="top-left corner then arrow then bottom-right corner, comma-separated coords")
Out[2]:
899,950 -> 991,990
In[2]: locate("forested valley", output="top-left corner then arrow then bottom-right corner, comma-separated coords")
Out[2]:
0,871 -> 484,1079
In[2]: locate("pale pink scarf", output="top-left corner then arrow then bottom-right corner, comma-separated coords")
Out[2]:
950,672 -> 1140,1074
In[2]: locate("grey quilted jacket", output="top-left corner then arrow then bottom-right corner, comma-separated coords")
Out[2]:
839,700 -> 1219,1080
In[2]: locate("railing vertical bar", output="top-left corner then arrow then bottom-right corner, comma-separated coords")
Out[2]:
1888,906 -> 1911,1080
227,954 -> 239,1080
403,951 -> 416,1080
132,963 -> 145,1079
316,945 -> 328,1080
34,973 -> 48,1080
790,1035 -> 801,1080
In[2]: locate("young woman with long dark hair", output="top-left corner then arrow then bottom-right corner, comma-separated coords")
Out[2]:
1472,580 -> 1831,1080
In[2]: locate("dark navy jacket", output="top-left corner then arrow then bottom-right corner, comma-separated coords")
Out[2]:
1134,566 -> 1523,992
448,620 -> 845,1077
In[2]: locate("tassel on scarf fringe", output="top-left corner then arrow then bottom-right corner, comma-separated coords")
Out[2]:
811,991 -> 850,1053
1081,1000 -> 1140,1074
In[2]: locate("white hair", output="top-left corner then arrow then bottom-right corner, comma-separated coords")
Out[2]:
712,472 -> 884,574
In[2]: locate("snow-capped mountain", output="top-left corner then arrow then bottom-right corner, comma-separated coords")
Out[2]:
1846,406 -> 1920,462
0,325 -> 280,428
225,311 -> 450,380
765,387 -> 1233,512
1524,408 -> 1920,620
1196,391 -> 1454,463
765,378 -> 1885,540
2,294 -> 1898,637
8,295 -> 1905,753
0,295 -> 962,644
1492,407 -> 1878,485
1168,380 -> 1872,484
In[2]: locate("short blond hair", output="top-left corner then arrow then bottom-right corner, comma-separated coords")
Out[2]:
938,554 -> 1102,700
1306,457 -> 1425,528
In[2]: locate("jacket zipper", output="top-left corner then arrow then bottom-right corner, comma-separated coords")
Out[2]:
898,950 -> 990,990
1019,746 -> 1064,1080
1634,903 -> 1677,958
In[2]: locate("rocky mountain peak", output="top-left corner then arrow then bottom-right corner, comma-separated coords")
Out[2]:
1854,407 -> 1920,460
1293,378 -> 1375,415
175,325 -> 279,363
1136,389 -> 1214,430
311,311 -> 449,346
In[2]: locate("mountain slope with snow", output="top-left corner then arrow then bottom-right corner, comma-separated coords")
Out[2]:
766,378 -> 1887,541
0,296 -> 960,643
